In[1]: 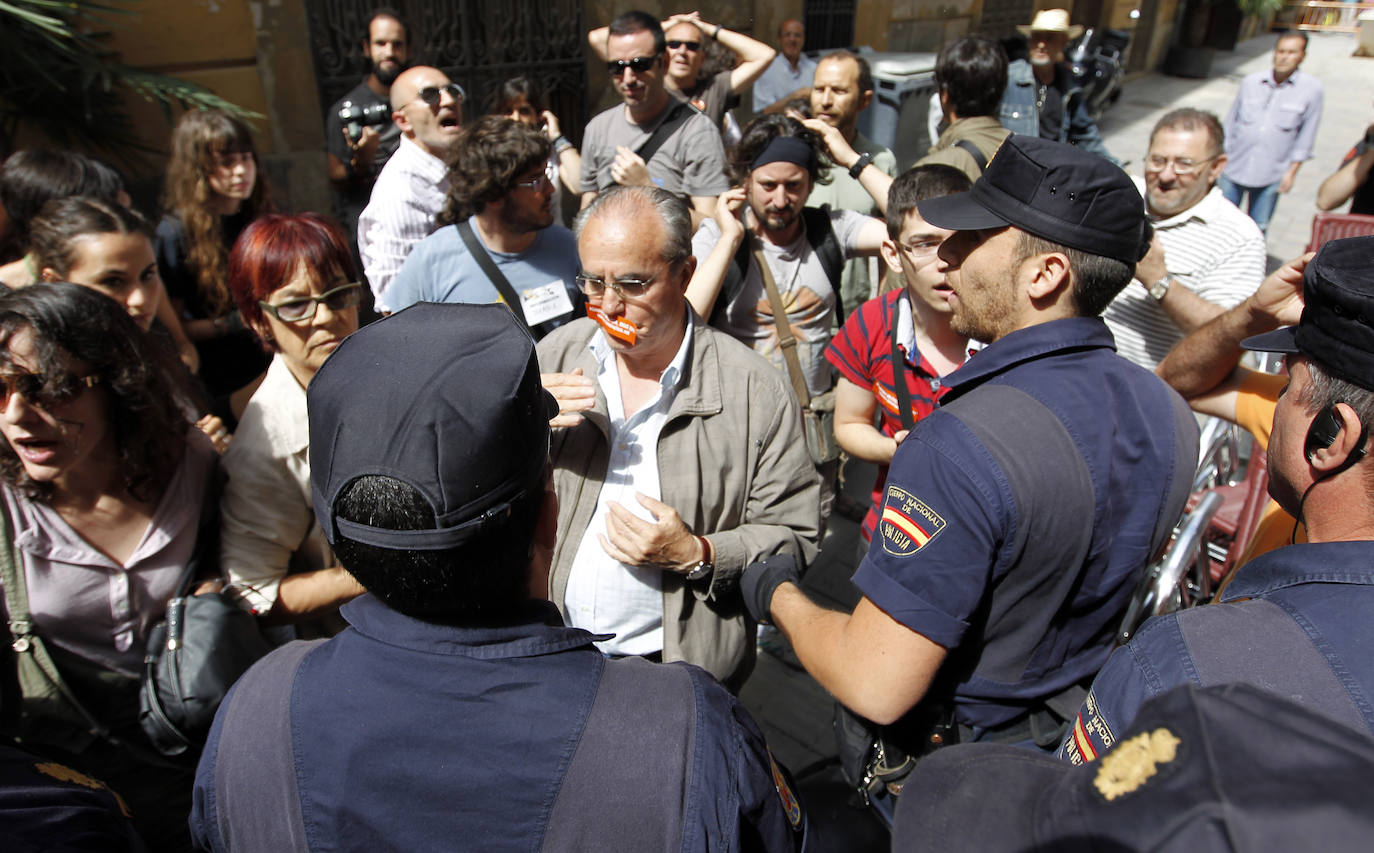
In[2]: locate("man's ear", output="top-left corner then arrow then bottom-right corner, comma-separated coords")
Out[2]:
1309,402 -> 1368,473
1207,153 -> 1228,186
675,255 -> 698,294
858,89 -> 874,113
39,266 -> 61,283
880,238 -> 903,274
392,107 -> 411,135
1024,251 -> 1072,302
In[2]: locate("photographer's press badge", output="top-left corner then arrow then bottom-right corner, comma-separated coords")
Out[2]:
880,485 -> 946,557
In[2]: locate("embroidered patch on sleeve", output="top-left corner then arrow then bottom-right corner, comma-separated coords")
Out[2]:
880,485 -> 947,556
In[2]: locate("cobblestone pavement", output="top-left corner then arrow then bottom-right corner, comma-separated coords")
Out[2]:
738,31 -> 1373,850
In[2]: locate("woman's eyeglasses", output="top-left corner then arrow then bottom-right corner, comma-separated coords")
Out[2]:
0,370 -> 100,409
259,283 -> 363,323
606,54 -> 660,76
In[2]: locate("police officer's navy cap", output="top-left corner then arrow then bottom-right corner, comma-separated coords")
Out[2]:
1242,235 -> 1374,391
891,682 -> 1374,852
309,303 -> 558,551
917,135 -> 1151,266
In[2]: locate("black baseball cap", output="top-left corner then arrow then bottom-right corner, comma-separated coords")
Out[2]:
1241,235 -> 1374,391
917,135 -> 1151,266
892,682 -> 1374,852
309,302 -> 558,550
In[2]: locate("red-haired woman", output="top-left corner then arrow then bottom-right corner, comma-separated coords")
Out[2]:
219,213 -> 363,634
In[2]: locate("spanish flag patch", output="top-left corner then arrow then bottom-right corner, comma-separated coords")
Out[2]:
880,485 -> 946,557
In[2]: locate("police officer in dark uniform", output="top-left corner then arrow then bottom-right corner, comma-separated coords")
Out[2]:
741,135 -> 1198,785
191,303 -> 806,851
1061,235 -> 1374,764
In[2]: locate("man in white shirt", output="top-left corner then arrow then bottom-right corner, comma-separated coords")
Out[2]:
1101,108 -> 1266,368
357,65 -> 464,312
753,19 -> 816,114
537,185 -> 821,689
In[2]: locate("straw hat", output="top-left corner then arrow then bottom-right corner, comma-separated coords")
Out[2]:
1017,9 -> 1084,39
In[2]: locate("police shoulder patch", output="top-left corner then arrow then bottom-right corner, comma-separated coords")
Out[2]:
767,750 -> 804,831
880,485 -> 946,557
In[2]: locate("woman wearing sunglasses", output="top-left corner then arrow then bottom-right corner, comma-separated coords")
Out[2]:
219,214 -> 363,635
0,282 -> 218,851
156,110 -> 274,419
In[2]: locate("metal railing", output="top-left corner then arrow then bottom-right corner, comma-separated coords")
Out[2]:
1274,1 -> 1374,33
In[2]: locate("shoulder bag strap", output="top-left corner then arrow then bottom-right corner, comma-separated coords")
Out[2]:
752,235 -> 812,409
954,139 -> 988,173
633,100 -> 693,166
457,220 -> 525,315
890,296 -> 916,433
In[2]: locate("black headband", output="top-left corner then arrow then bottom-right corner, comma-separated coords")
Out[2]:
750,136 -> 813,172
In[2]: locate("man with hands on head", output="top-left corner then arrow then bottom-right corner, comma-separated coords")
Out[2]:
588,11 -> 776,141
537,185 -> 820,690
740,138 -> 1195,777
579,11 -> 729,225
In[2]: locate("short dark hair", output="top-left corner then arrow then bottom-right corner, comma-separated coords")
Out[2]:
437,116 -> 552,225
1012,231 -> 1136,317
885,165 -> 972,239
819,50 -> 873,94
363,7 -> 407,44
491,76 -> 546,115
728,114 -> 832,186
331,474 -> 543,622
0,283 -> 191,504
608,10 -> 666,55
935,36 -> 1009,118
1277,31 -> 1308,49
29,196 -> 154,278
1151,108 -> 1225,159
0,151 -> 125,260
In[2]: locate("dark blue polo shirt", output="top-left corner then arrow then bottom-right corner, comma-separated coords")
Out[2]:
1061,541 -> 1374,763
191,596 -> 805,851
854,317 -> 1197,731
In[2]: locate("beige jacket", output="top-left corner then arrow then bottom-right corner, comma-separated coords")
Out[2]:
537,312 -> 821,687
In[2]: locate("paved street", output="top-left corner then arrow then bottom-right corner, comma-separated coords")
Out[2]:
739,30 -> 1373,850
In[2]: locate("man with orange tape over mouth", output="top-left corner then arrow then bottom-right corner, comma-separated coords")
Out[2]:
537,185 -> 821,690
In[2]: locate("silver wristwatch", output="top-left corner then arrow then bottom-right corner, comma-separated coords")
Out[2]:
1148,275 -> 1171,302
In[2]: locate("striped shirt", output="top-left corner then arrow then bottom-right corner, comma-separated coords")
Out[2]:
1102,181 -> 1265,368
357,135 -> 450,312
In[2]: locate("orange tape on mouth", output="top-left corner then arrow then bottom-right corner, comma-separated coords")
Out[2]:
587,305 -> 637,345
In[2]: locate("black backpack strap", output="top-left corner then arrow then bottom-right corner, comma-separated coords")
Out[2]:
801,205 -> 846,325
954,139 -> 988,173
457,220 -> 524,315
709,233 -> 754,328
634,100 -> 695,167
890,296 -> 916,433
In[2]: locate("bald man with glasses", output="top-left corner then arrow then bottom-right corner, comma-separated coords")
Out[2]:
1100,108 -> 1266,368
579,10 -> 729,224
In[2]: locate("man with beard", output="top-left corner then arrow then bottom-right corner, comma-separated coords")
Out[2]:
1102,109 -> 1266,368
740,138 -> 1195,807
688,114 -> 886,520
357,65 -> 464,312
326,8 -> 409,239
387,117 -> 582,338
998,9 -> 1114,162
579,11 -> 729,221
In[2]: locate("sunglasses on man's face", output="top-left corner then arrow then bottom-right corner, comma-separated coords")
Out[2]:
414,82 -> 465,109
666,40 -> 701,52
606,54 -> 660,76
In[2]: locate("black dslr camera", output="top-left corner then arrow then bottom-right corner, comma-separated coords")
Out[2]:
338,100 -> 392,143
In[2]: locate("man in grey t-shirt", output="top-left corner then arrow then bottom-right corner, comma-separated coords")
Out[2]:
580,11 -> 728,221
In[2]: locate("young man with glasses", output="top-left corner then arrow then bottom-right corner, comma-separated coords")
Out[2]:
579,11 -> 729,224
588,11 -> 776,142
537,185 -> 820,690
1100,108 -> 1266,368
386,116 -> 583,338
358,65 -> 466,313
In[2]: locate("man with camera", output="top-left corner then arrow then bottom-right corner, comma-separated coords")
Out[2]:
325,8 -> 409,242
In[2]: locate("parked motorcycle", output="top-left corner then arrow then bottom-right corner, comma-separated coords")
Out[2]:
1068,27 -> 1130,121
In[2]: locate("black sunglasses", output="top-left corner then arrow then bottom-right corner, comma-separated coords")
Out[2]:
666,40 -> 701,52
606,54 -> 660,75
0,370 -> 100,409
413,82 -> 465,109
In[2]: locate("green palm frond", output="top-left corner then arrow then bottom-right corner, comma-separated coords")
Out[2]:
0,0 -> 261,160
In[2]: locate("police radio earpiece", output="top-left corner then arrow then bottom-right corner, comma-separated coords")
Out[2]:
1304,404 -> 1369,474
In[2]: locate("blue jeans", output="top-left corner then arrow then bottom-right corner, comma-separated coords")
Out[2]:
1218,174 -> 1280,234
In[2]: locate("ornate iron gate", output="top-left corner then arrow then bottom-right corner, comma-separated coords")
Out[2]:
305,1 -> 588,142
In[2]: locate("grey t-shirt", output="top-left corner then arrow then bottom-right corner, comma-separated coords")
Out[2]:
580,102 -> 729,199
